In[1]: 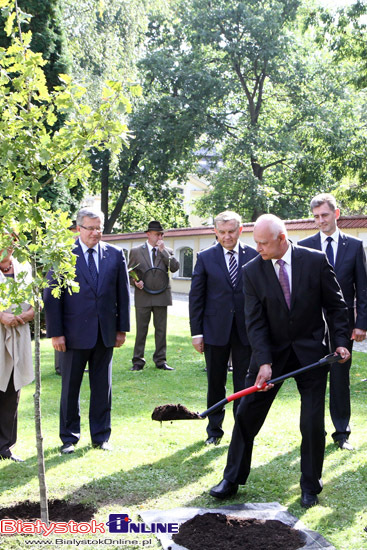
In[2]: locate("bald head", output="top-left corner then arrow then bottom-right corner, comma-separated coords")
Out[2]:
253,214 -> 289,260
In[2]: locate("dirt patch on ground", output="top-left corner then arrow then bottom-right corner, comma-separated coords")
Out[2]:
0,500 -> 96,522
172,512 -> 305,550
152,404 -> 201,421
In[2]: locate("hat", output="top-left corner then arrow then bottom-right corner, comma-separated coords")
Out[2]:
146,221 -> 164,232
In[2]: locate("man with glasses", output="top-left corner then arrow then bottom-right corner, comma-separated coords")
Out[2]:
44,207 -> 130,454
128,220 -> 179,371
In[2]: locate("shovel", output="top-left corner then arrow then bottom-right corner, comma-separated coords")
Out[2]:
152,353 -> 341,421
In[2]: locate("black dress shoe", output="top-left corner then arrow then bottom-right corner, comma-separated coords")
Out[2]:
210,479 -> 238,499
10,454 -> 24,462
336,438 -> 354,451
205,436 -> 222,446
60,443 -> 75,454
130,365 -> 144,371
156,363 -> 174,371
92,441 -> 112,451
0,454 -> 24,462
301,492 -> 319,508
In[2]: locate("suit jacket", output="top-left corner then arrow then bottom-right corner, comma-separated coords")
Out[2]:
44,239 -> 130,349
243,244 -> 350,374
189,242 -> 258,347
298,232 -> 367,331
128,243 -> 179,307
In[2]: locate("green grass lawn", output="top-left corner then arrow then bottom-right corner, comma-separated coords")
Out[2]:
1,311 -> 367,550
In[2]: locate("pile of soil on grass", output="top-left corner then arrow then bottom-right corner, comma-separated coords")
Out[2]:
152,403 -> 201,421
0,500 -> 96,522
172,512 -> 305,550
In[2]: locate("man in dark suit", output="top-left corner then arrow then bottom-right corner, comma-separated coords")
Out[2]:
298,193 -> 367,450
128,221 -> 179,371
210,214 -> 350,507
189,211 -> 258,445
44,207 -> 130,454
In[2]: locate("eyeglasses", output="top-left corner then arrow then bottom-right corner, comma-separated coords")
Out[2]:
79,225 -> 104,232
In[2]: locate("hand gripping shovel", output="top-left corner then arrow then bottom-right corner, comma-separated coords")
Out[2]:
152,353 -> 341,422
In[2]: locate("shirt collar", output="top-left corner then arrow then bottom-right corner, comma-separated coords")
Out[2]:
146,241 -> 156,253
222,241 -> 240,255
271,244 -> 292,268
320,229 -> 339,244
79,239 -> 99,254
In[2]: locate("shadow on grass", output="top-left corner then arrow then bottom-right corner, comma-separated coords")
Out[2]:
0,445 -> 92,498
180,439 -> 367,526
184,444 -> 303,508
63,440 -> 228,507
0,440 -> 226,504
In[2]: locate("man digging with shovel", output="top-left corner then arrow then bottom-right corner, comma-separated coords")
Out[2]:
210,214 -> 350,508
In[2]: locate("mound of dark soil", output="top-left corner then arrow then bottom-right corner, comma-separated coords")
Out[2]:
152,403 -> 201,421
0,500 -> 96,522
172,512 -> 305,550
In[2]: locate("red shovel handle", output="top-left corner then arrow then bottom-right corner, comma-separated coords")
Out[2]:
199,383 -> 266,418
199,353 -> 341,419
226,383 -> 267,403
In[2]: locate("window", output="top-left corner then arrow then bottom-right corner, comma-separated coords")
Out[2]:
179,247 -> 193,278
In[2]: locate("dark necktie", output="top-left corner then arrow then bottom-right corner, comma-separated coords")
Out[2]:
152,247 -> 157,266
325,236 -> 334,267
277,259 -> 291,308
227,250 -> 238,287
88,248 -> 98,291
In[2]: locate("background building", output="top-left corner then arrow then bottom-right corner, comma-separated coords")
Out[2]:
103,215 -> 367,294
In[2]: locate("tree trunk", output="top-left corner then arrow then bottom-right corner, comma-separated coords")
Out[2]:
32,261 -> 49,525
100,149 -> 111,222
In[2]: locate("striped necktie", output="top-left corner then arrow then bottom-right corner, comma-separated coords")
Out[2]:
227,250 -> 238,287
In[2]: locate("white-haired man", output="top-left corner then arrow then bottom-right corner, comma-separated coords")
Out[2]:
189,211 -> 258,445
210,214 -> 350,508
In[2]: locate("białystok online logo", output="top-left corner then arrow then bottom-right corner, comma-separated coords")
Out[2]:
106,514 -> 179,534
0,514 -> 179,536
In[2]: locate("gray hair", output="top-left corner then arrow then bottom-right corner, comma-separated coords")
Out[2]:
76,207 -> 105,227
254,214 -> 287,239
310,193 -> 337,212
214,210 -> 242,228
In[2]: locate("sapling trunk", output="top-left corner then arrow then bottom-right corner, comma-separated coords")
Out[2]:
32,259 -> 49,525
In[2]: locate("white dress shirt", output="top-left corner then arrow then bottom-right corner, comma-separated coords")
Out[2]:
146,241 -> 158,267
222,241 -> 240,271
320,229 -> 339,263
79,240 -> 100,272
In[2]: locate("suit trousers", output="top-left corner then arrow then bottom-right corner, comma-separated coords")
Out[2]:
0,372 -> 20,458
326,310 -> 354,442
223,348 -> 328,495
329,340 -> 353,443
59,329 -> 113,445
204,320 -> 252,438
133,306 -> 167,368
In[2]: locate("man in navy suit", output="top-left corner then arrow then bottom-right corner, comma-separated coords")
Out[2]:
189,211 -> 258,445
44,207 -> 130,454
210,214 -> 350,507
298,193 -> 367,450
